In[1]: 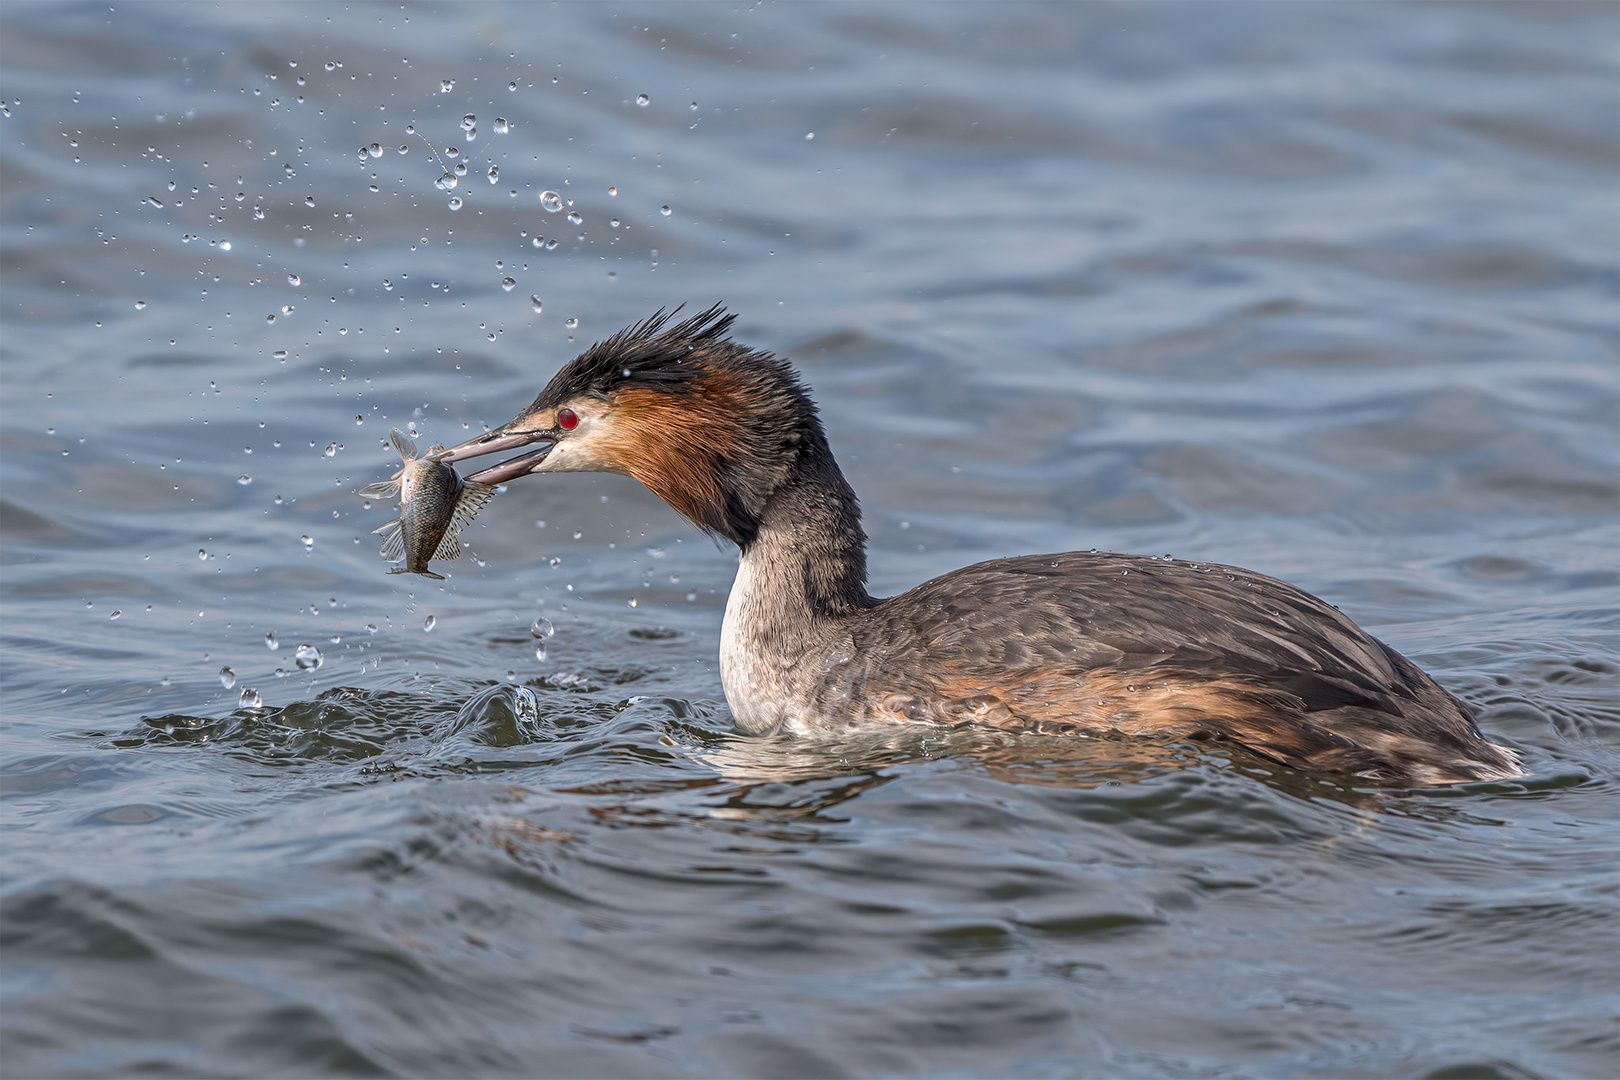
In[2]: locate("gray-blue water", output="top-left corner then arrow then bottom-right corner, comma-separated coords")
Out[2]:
3,3 -> 1616,1077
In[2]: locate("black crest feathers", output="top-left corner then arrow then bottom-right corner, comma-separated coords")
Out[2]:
532,304 -> 739,406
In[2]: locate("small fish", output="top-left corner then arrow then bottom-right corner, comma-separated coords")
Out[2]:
360,428 -> 495,580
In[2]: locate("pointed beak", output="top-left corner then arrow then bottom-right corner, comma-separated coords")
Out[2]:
435,423 -> 556,485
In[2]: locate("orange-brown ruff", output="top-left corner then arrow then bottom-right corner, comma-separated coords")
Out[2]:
440,306 -> 1522,785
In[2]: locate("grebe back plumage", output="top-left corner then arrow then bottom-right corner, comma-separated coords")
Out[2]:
440,306 -> 1521,786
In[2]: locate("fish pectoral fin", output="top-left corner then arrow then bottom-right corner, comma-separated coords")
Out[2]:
374,519 -> 405,561
358,480 -> 400,500
449,482 -> 498,529
388,428 -> 418,460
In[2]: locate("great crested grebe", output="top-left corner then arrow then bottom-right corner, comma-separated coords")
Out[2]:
438,306 -> 1521,786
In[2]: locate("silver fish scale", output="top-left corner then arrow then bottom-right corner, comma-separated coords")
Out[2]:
367,429 -> 496,580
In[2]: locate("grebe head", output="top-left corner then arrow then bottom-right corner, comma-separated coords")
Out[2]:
439,305 -> 823,548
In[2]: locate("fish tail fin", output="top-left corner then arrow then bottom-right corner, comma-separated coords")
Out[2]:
390,567 -> 445,580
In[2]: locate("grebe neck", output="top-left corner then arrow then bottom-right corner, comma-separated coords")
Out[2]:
720,438 -> 873,733
742,439 -> 872,615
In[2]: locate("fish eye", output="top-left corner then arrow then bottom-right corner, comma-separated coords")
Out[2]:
556,408 -> 579,430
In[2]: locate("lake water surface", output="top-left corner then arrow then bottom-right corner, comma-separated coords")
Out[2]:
3,3 -> 1617,1077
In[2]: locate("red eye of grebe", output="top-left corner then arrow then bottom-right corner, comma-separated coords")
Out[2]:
556,408 -> 578,430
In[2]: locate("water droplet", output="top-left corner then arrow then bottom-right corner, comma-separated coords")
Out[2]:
565,317 -> 578,330
265,631 -> 279,650
240,687 -> 263,708
529,295 -> 543,314
253,206 -> 265,220
237,474 -> 252,485
635,93 -> 650,107
109,609 -> 122,620
534,645 -> 547,662
493,117 -> 509,133
325,61 -> 337,72
300,535 -> 314,549
444,146 -> 460,160
355,415 -> 364,426
508,81 -> 518,91
610,218 -> 620,228
487,164 -> 499,184
134,300 -> 147,310
382,278 -> 394,291
440,78 -> 454,93
544,238 -> 558,250
659,204 -> 671,216
461,113 -> 477,132
608,186 -> 618,197
287,273 -> 301,286
423,615 -> 436,632
323,443 -> 337,458
531,617 -> 554,638
369,143 -> 383,158
539,190 -> 562,212
453,161 -> 468,177
689,101 -> 698,111
198,548 -> 210,561
566,210 -> 582,225
501,277 -> 516,291
805,132 -> 815,140
448,197 -> 463,211
273,349 -> 288,360
294,644 -> 323,670
146,196 -> 163,208
304,196 -> 315,207
219,667 -> 236,689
